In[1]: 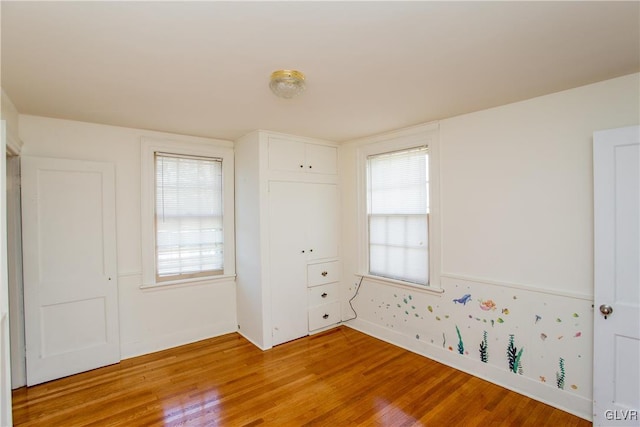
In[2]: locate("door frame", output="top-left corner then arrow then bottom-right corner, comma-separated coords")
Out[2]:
6,155 -> 25,389
1,120 -> 13,427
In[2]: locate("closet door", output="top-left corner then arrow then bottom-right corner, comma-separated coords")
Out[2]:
306,183 -> 339,261
268,181 -> 308,345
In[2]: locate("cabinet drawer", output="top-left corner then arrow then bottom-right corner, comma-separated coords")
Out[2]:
308,282 -> 339,307
308,261 -> 340,287
308,301 -> 341,331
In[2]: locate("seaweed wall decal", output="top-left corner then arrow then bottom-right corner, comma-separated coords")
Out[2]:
556,357 -> 566,390
507,334 -> 524,374
455,325 -> 464,355
479,330 -> 488,363
515,348 -> 524,375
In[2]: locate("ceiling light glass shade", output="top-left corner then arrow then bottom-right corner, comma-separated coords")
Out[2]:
269,70 -> 306,99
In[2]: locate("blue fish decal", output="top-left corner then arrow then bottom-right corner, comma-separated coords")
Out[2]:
453,294 -> 472,305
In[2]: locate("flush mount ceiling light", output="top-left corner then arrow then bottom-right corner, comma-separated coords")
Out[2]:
269,70 -> 306,99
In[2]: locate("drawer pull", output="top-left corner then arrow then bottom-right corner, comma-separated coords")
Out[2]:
323,314 -> 329,319
321,271 -> 328,277
321,292 -> 328,298
300,164 -> 304,168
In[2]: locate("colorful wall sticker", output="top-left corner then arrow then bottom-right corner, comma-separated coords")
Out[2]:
453,294 -> 472,305
556,357 -> 566,390
479,299 -> 496,311
479,330 -> 489,363
507,334 -> 524,374
455,325 -> 465,355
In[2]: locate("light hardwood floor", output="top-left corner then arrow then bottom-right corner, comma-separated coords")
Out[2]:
12,326 -> 590,426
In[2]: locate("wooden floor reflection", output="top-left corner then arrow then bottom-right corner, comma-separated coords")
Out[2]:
12,326 -> 590,426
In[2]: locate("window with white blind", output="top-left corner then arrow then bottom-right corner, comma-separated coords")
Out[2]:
141,137 -> 235,288
367,147 -> 429,285
155,153 -> 223,281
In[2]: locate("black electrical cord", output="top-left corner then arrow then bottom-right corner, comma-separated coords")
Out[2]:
342,275 -> 364,322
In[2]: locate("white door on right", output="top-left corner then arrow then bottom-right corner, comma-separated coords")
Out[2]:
593,125 -> 640,426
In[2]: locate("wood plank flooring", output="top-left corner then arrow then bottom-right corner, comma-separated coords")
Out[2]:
12,326 -> 590,426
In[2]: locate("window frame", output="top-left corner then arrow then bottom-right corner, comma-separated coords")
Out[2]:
367,146 -> 430,285
141,137 -> 235,288
356,122 -> 442,292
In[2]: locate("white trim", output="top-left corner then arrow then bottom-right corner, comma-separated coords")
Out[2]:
5,133 -> 22,156
118,271 -> 143,279
0,121 -> 13,427
348,121 -> 439,147
6,156 -> 26,388
353,122 -> 442,289
121,322 -> 237,360
140,136 -> 235,287
139,274 -> 236,291
441,272 -> 593,301
237,330 -> 270,351
346,319 -> 592,421
359,274 -> 445,295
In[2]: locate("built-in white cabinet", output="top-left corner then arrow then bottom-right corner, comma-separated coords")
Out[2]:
268,136 -> 337,175
235,131 -> 341,350
307,261 -> 341,332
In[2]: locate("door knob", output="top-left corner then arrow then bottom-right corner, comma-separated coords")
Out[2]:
599,304 -> 613,319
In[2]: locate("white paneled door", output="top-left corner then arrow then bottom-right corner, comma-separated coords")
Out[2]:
22,156 -> 120,386
268,181 -> 308,346
593,126 -> 640,426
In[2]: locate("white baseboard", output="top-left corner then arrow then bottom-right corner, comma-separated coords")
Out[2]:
236,330 -> 270,351
121,322 -> 237,360
346,317 -> 592,422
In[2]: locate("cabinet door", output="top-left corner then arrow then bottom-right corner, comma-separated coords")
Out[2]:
268,137 -> 305,173
306,183 -> 339,261
268,137 -> 337,175
305,144 -> 337,175
268,182 -> 309,346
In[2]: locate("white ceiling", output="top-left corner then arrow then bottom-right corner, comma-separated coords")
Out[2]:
1,1 -> 638,142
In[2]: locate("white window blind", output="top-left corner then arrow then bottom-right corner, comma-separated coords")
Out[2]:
155,153 -> 223,281
367,147 -> 429,285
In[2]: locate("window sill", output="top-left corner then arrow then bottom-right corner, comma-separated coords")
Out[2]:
360,274 -> 444,295
140,274 -> 236,291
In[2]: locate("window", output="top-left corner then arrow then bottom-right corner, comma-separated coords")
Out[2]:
367,147 -> 429,285
155,153 -> 223,281
141,137 -> 235,288
357,122 -> 440,291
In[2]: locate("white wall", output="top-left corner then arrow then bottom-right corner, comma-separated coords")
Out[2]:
339,73 -> 640,420
18,115 -> 237,359
440,73 -> 640,295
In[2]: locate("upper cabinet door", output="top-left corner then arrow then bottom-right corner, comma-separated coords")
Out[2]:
268,137 -> 306,172
305,143 -> 337,175
268,136 -> 337,175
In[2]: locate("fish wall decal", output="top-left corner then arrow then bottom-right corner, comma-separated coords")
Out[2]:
453,294 -> 472,305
